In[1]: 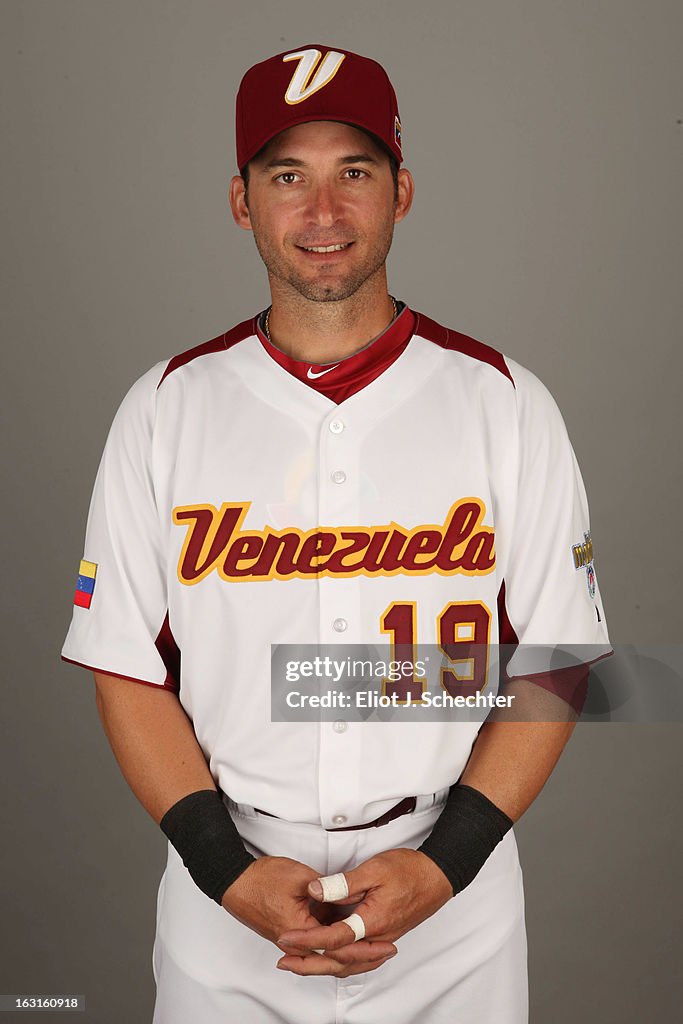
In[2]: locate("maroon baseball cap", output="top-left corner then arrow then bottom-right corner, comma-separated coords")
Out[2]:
235,44 -> 403,172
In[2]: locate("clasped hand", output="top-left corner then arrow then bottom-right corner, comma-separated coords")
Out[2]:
222,849 -> 452,978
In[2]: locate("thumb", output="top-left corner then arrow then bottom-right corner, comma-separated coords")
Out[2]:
307,878 -> 325,901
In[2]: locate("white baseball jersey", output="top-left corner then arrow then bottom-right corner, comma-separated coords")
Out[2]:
61,303 -> 610,1022
62,302 -> 609,818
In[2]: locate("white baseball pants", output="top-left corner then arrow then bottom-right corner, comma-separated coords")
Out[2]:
151,790 -> 528,1023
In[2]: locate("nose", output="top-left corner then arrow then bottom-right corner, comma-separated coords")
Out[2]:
305,180 -> 343,227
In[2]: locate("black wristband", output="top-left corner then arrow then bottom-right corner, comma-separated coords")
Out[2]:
159,789 -> 256,905
417,784 -> 513,897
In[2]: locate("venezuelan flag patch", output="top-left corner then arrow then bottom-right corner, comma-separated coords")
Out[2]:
74,559 -> 98,609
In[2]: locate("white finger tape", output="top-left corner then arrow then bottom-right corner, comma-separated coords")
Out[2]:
344,913 -> 366,942
318,872 -> 349,902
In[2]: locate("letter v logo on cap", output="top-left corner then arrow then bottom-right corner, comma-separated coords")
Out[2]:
283,49 -> 346,105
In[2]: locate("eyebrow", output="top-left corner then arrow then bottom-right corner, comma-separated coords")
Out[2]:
263,153 -> 381,170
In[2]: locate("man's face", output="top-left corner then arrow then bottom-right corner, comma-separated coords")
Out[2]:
229,121 -> 413,303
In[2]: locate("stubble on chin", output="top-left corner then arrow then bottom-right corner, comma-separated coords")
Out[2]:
271,273 -> 372,303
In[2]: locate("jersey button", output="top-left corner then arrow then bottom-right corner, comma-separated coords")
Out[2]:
331,470 -> 347,484
332,814 -> 348,826
329,419 -> 345,434
333,720 -> 348,733
333,618 -> 348,632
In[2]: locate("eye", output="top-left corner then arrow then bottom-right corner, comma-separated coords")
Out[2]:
275,171 -> 302,184
344,168 -> 368,180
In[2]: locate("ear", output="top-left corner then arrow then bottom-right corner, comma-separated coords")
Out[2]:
393,168 -> 415,224
229,175 -> 252,230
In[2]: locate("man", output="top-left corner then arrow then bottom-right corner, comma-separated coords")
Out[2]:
62,44 -> 611,1023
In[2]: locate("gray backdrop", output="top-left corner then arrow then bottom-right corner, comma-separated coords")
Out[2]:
2,1 -> 681,1021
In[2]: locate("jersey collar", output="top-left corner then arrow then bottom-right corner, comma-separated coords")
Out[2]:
255,301 -> 416,405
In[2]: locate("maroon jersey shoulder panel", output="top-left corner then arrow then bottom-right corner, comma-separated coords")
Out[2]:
157,316 -> 258,389
413,310 -> 515,387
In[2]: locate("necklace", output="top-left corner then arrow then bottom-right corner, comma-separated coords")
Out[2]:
263,296 -> 398,342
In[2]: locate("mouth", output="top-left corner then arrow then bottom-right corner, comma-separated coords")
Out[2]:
295,242 -> 354,258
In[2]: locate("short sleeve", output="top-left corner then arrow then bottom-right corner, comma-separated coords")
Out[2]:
499,360 -> 612,680
61,360 -> 180,690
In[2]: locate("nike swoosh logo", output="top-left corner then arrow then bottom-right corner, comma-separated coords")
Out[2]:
307,364 -> 340,380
